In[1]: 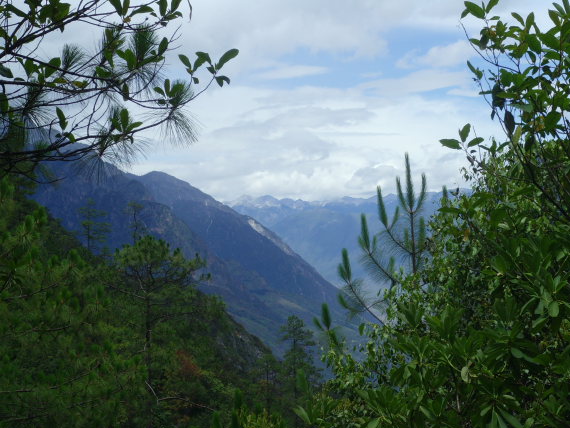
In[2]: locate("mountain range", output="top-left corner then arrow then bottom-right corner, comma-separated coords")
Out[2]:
32,163 -> 361,355
230,192 -> 443,286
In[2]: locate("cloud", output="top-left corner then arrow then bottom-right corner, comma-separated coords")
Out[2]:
51,0 -> 515,202
179,0 -> 472,76
397,40 -> 474,69
255,65 -> 329,80
361,69 -> 470,96
346,164 -> 399,192
130,76 -> 499,201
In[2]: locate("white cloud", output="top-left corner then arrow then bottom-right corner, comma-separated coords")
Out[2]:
255,65 -> 329,80
361,69 -> 470,96
51,0 -> 526,202
179,0 -> 473,76
131,75 -> 501,201
397,40 -> 474,69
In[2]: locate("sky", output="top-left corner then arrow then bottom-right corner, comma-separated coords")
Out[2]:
120,0 -> 542,202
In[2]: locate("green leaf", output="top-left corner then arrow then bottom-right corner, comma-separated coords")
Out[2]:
171,0 -> 183,11
526,34 -> 541,53
498,409 -> 523,428
158,0 -> 168,16
461,366 -> 470,383
130,5 -> 153,16
539,32 -> 559,50
5,4 -> 28,19
511,103 -> 533,113
548,301 -> 559,317
313,317 -> 323,330
511,12 -> 524,25
108,0 -> 123,15
321,303 -> 331,329
215,75 -> 230,87
512,126 -> 522,144
468,137 -> 484,147
548,9 -> 561,26
504,110 -> 515,136
486,0 -> 499,12
464,1 -> 486,19
0,93 -> 9,113
440,138 -> 462,150
511,347 -> 523,358
215,48 -> 239,70
367,419 -> 381,428
45,57 -> 61,78
467,60 -> 483,79
121,83 -> 130,101
56,107 -> 67,130
158,37 -> 168,55
120,108 -> 129,129
0,65 -> 13,78
459,123 -> 471,142
194,51 -> 212,70
523,418 -> 535,428
544,111 -> 561,132
491,255 -> 508,274
122,0 -> 130,16
293,406 -> 311,424
178,54 -> 192,68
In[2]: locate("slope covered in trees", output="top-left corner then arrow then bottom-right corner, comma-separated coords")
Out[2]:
32,163 -> 361,355
0,177 -> 271,426
0,176 -> 326,427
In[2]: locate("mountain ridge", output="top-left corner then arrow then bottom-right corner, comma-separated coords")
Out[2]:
33,165 -> 359,355
230,191 -> 445,285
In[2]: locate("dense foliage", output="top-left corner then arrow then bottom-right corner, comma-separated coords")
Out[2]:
0,179 -> 229,425
300,1 -> 570,427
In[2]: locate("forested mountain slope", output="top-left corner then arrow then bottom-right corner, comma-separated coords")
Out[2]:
33,164 -> 358,354
0,178 -> 270,427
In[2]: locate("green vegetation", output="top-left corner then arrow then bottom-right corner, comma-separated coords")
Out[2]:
299,1 -> 570,427
79,198 -> 111,252
280,316 -> 321,425
338,152 -> 429,324
5,0 -> 570,427
0,175 -> 317,426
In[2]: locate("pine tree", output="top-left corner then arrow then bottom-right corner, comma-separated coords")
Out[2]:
253,353 -> 281,414
78,198 -> 110,253
0,1 -> 237,177
111,235 -> 207,427
338,153 -> 429,322
279,316 -> 320,426
126,201 -> 146,244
